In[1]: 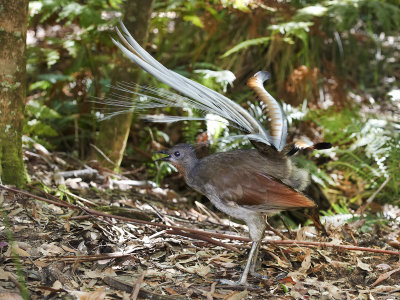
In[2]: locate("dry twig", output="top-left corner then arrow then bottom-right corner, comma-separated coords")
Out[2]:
2,184 -> 399,257
130,271 -> 145,300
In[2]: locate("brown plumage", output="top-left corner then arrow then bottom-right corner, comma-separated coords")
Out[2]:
190,149 -> 314,209
156,144 -> 316,285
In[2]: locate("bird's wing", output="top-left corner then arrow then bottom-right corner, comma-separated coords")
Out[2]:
110,21 -> 280,148
213,170 -> 315,211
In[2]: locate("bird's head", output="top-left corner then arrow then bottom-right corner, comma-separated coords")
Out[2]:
155,144 -> 198,175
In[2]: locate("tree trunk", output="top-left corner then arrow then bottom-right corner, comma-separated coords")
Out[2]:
93,0 -> 155,171
0,0 -> 29,186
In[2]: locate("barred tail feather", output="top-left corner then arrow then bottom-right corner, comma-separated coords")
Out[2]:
109,21 -> 277,149
247,71 -> 288,151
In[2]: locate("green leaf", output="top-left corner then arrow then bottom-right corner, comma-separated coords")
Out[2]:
25,120 -> 59,137
183,15 -> 204,28
221,37 -> 270,57
29,81 -> 52,91
26,100 -> 61,119
58,2 -> 84,23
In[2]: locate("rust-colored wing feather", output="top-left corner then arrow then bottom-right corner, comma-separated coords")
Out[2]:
236,173 -> 315,209
194,150 -> 314,213
210,170 -> 315,211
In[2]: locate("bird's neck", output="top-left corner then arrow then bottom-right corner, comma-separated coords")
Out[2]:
175,158 -> 199,183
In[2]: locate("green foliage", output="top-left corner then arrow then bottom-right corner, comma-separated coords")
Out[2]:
326,0 -> 400,32
183,119 -> 202,145
30,0 -> 121,26
26,0 -> 123,153
309,107 -> 362,146
222,37 -> 270,58
280,284 -> 289,294
321,202 -> 351,216
183,15 -> 204,28
320,203 -> 389,233
25,0 -> 400,209
221,0 -> 399,94
150,160 -> 177,186
24,100 -> 61,147
308,106 -> 399,204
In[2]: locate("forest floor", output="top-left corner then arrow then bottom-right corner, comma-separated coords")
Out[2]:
1,148 -> 400,300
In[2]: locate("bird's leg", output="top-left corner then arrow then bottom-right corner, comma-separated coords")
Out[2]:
237,240 -> 261,284
249,241 -> 260,274
249,241 -> 269,280
218,213 -> 267,286
217,241 -> 260,286
247,216 -> 268,280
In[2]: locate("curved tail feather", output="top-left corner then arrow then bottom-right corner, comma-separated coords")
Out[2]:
110,21 -> 282,150
286,139 -> 332,156
247,71 -> 287,151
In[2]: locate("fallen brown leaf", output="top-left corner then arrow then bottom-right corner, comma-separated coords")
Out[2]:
371,266 -> 400,287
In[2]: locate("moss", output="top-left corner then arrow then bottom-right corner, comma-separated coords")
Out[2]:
0,132 -> 27,186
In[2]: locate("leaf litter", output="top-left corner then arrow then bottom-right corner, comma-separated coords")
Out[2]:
0,147 -> 400,299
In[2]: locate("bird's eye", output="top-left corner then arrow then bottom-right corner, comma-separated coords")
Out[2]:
174,151 -> 180,157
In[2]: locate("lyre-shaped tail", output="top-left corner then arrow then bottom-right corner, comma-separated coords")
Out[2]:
110,21 -> 287,150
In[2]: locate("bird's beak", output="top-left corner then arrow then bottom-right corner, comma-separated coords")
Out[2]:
154,150 -> 171,161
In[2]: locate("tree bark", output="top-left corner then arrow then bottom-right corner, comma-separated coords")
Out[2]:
93,0 -> 155,171
0,0 -> 29,186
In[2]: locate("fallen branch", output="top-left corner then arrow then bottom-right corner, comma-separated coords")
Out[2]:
2,184 -> 399,257
2,184 -> 248,240
41,253 -> 137,263
270,240 -> 400,256
2,184 -> 78,209
130,271 -> 145,300
106,276 -> 185,300
59,168 -> 98,179
166,229 -> 241,254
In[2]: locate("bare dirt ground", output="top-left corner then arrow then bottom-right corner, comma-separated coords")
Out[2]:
1,149 -> 400,299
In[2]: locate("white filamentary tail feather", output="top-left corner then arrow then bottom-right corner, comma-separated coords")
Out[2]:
99,21 -> 288,151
